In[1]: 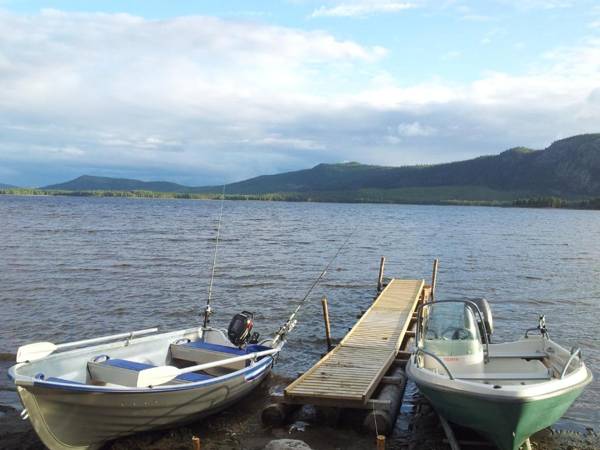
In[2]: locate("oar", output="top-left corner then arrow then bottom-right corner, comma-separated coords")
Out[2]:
137,347 -> 280,387
16,327 -> 159,363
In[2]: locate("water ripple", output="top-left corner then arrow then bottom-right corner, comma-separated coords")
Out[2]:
0,196 -> 599,429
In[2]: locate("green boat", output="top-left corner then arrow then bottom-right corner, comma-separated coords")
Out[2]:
406,299 -> 592,450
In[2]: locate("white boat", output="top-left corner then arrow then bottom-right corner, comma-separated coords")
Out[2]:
8,199 -> 300,450
9,325 -> 285,450
7,198 -> 355,450
406,299 -> 593,450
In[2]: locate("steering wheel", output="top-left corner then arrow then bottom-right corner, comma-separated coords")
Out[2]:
441,327 -> 473,341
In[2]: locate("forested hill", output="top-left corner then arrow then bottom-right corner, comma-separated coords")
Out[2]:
33,133 -> 600,202
43,175 -> 191,193
219,134 -> 600,196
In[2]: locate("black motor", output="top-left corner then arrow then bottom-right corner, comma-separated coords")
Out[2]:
228,311 -> 255,347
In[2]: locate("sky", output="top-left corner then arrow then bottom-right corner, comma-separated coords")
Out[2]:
0,0 -> 599,186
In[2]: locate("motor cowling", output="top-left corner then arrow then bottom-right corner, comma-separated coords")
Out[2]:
470,298 -> 493,341
228,311 -> 254,347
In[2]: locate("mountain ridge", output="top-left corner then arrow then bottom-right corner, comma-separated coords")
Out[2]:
37,133 -> 600,200
43,175 -> 193,193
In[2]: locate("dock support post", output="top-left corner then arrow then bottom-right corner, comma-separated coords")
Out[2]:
192,436 -> 201,450
430,258 -> 439,301
321,296 -> 333,351
376,435 -> 386,450
377,256 -> 386,292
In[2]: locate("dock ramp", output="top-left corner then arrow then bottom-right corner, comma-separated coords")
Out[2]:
284,279 -> 425,407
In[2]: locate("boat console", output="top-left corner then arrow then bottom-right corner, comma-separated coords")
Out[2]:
418,300 -> 486,373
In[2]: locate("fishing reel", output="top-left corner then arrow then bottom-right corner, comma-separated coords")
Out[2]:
228,311 -> 260,347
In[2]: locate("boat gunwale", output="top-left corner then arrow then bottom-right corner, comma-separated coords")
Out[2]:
21,356 -> 275,393
8,326 -> 279,393
406,358 -> 593,404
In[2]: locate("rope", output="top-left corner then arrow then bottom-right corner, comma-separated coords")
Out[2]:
371,399 -> 379,437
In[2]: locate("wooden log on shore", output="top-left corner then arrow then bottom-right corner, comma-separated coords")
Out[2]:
261,403 -> 294,427
362,364 -> 407,435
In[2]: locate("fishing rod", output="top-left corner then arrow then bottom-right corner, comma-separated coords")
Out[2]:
203,186 -> 226,329
273,227 -> 356,345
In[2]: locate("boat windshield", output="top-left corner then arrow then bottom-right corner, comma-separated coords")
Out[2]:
420,301 -> 483,357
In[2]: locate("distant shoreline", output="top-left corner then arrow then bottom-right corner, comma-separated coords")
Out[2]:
2,188 -> 599,210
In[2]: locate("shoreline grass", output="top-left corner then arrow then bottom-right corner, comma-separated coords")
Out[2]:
1,188 -> 599,210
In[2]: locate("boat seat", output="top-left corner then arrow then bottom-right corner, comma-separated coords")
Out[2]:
87,358 -> 212,387
456,371 -> 552,381
488,351 -> 546,359
170,340 -> 271,371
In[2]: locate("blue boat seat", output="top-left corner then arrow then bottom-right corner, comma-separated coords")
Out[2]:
87,358 -> 212,387
170,340 -> 271,371
183,341 -> 270,355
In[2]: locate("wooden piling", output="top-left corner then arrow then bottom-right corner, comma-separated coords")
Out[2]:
430,259 -> 439,301
192,436 -> 201,450
377,256 -> 386,292
376,434 -> 386,450
321,296 -> 333,351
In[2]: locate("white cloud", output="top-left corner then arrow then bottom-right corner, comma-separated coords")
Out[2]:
497,0 -> 574,9
50,146 -> 86,157
480,28 -> 505,46
311,1 -> 415,18
441,50 -> 461,61
256,136 -> 326,151
0,9 -> 599,186
397,122 -> 437,137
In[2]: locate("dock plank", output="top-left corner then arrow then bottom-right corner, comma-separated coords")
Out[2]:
284,278 -> 424,404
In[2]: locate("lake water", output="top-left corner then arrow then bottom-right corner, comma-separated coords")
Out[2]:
0,195 -> 598,430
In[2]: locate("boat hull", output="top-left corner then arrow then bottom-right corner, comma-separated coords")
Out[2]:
17,359 -> 272,450
416,380 -> 587,450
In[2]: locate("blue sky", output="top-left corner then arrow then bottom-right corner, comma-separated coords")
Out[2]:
0,0 -> 599,186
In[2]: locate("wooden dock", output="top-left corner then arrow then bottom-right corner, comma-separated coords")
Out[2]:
284,278 -> 426,408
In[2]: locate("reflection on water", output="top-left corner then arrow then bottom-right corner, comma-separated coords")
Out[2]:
0,195 -> 598,429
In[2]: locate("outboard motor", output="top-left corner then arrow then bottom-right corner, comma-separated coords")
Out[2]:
470,298 -> 493,342
228,311 -> 256,347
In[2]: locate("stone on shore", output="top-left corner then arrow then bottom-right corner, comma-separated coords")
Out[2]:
264,439 -> 313,450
